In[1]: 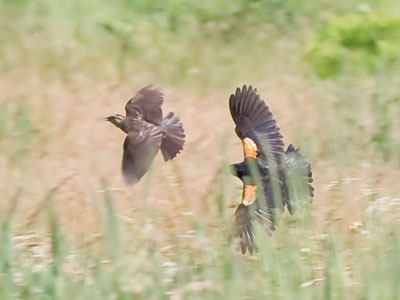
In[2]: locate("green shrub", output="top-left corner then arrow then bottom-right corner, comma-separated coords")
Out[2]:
305,13 -> 400,78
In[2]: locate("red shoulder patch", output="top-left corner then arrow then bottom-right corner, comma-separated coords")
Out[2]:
242,137 -> 258,158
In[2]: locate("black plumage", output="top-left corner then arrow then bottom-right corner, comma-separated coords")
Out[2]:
229,85 -> 313,254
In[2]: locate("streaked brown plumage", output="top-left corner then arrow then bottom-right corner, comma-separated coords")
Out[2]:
106,85 -> 185,184
229,85 -> 314,254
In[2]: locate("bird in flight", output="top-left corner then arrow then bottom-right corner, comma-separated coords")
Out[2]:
106,85 -> 185,185
229,85 -> 314,254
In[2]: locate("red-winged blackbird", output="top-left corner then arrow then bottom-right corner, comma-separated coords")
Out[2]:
106,85 -> 185,185
229,85 -> 314,254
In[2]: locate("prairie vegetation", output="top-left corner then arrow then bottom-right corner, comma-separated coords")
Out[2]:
0,0 -> 399,298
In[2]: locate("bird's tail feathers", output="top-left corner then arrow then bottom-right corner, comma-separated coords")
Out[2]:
282,144 -> 314,213
160,112 -> 185,161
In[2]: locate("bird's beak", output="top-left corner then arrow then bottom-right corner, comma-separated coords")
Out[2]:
105,116 -> 112,122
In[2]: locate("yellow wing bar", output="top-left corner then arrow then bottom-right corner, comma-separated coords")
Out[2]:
242,137 -> 258,158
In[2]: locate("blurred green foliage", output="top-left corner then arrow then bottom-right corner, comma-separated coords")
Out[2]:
1,0 -> 399,87
0,187 -> 399,299
305,13 -> 400,78
0,99 -> 34,166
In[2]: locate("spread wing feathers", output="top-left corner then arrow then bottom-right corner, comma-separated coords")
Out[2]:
259,173 -> 284,215
234,204 -> 274,254
122,125 -> 163,185
125,85 -> 164,125
160,112 -> 185,161
234,204 -> 255,254
281,144 -> 314,214
255,132 -> 286,211
229,85 -> 284,166
235,144 -> 314,254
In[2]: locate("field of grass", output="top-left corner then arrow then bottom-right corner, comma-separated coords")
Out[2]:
1,0 -> 400,298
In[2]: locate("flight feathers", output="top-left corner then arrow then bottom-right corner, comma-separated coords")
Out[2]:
161,112 -> 185,161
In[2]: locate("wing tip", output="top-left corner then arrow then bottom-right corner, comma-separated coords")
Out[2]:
286,144 -> 296,152
234,204 -> 256,255
122,170 -> 140,185
138,84 -> 164,98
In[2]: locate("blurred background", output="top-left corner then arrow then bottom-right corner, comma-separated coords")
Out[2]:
0,0 -> 400,298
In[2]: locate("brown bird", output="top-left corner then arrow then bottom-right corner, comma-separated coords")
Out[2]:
106,85 -> 185,184
229,85 -> 314,254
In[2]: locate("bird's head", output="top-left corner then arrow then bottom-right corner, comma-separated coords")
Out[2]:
105,114 -> 125,130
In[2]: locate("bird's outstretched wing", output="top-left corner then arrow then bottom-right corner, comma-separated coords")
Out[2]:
229,85 -> 284,166
235,141 -> 314,254
234,201 -> 275,254
229,85 -> 286,254
234,157 -> 278,254
230,85 -> 314,254
125,85 -> 164,125
122,125 -> 163,185
234,204 -> 255,254
281,144 -> 314,214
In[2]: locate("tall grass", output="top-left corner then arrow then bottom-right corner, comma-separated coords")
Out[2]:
0,183 -> 400,299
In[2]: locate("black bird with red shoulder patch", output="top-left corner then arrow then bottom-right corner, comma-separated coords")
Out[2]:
106,85 -> 185,185
229,85 -> 314,254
